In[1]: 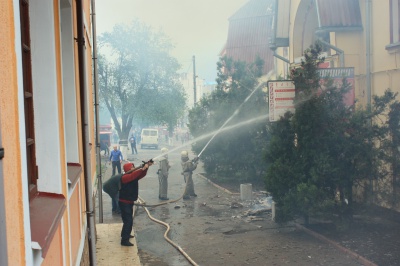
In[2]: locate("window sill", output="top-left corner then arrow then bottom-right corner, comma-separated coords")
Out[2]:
30,193 -> 66,258
385,42 -> 400,52
67,163 -> 82,188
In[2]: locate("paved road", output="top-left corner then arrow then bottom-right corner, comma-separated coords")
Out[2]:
97,143 -> 363,266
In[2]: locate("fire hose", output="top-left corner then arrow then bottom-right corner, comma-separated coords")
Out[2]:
137,195 -> 198,266
134,159 -> 199,265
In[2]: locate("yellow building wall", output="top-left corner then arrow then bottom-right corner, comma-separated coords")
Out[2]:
370,1 -> 396,73
0,1 -> 26,264
286,0 -> 400,107
288,0 -> 301,62
335,31 -> 365,104
335,0 -> 400,102
369,0 -> 400,97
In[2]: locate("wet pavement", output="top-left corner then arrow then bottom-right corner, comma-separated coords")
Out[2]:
95,141 -> 369,266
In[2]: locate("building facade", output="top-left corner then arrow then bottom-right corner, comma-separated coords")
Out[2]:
221,0 -> 275,76
179,72 -> 204,109
0,0 -> 97,265
271,0 -> 400,106
270,0 -> 400,208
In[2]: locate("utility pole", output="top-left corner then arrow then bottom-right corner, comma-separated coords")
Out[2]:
193,55 -> 197,105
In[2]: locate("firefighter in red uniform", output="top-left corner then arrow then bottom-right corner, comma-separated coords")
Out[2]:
119,161 -> 153,246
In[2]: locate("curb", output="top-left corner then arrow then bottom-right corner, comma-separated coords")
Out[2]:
197,174 -> 269,197
197,174 -> 239,195
294,223 -> 378,266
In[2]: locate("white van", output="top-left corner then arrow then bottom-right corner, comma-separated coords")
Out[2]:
140,128 -> 159,149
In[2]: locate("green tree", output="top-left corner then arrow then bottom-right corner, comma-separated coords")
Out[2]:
265,43 -> 400,227
266,43 -> 345,224
98,20 -> 186,139
188,56 -> 268,183
369,90 -> 400,207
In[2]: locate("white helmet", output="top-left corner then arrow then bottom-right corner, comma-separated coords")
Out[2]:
181,150 -> 189,157
161,147 -> 169,153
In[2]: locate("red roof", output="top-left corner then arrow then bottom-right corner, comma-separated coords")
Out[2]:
222,0 -> 275,74
316,0 -> 362,30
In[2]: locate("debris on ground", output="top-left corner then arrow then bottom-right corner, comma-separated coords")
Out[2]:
231,202 -> 243,208
244,209 -> 271,216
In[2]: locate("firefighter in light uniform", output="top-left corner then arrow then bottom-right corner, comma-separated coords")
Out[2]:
158,147 -> 170,200
181,150 -> 198,199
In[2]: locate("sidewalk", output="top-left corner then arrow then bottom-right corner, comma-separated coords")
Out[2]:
95,143 -> 141,266
96,223 -> 140,266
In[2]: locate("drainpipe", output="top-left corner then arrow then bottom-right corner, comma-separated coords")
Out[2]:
91,0 -> 103,223
76,0 -> 97,264
270,0 -> 290,65
366,0 -> 373,203
273,50 -> 290,64
315,0 -> 344,67
366,0 -> 372,106
318,39 -> 345,67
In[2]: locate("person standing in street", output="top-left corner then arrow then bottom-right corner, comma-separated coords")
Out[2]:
109,145 -> 123,176
181,151 -> 198,200
129,135 -> 138,154
158,147 -> 170,200
119,161 -> 154,246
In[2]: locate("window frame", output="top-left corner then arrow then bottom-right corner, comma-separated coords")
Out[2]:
20,0 -> 38,198
390,0 -> 400,45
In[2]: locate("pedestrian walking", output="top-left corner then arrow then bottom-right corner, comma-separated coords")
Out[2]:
109,145 -> 123,176
158,147 -> 170,200
181,150 -> 198,200
119,160 -> 154,246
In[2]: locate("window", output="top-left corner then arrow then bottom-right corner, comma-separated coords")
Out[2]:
390,0 -> 400,44
20,0 -> 38,198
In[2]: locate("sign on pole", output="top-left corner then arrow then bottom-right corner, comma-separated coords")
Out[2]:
268,80 -> 295,122
317,67 -> 355,107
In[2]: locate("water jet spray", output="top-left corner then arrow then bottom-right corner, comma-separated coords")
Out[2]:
198,81 -> 266,158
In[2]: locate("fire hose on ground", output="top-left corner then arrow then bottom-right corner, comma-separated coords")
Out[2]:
137,194 -> 198,266
135,159 -> 199,266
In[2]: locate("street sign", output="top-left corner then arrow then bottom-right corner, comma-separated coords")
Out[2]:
268,80 -> 295,122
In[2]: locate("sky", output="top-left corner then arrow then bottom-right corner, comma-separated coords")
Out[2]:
95,0 -> 250,82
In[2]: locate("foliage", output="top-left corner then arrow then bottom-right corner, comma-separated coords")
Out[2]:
265,42 -> 400,227
98,20 -> 186,139
187,56 -> 268,182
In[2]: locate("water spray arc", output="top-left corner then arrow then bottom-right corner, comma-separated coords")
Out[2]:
133,72 -> 330,264
151,112 -> 271,162
134,82 -> 269,265
198,82 -> 266,157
